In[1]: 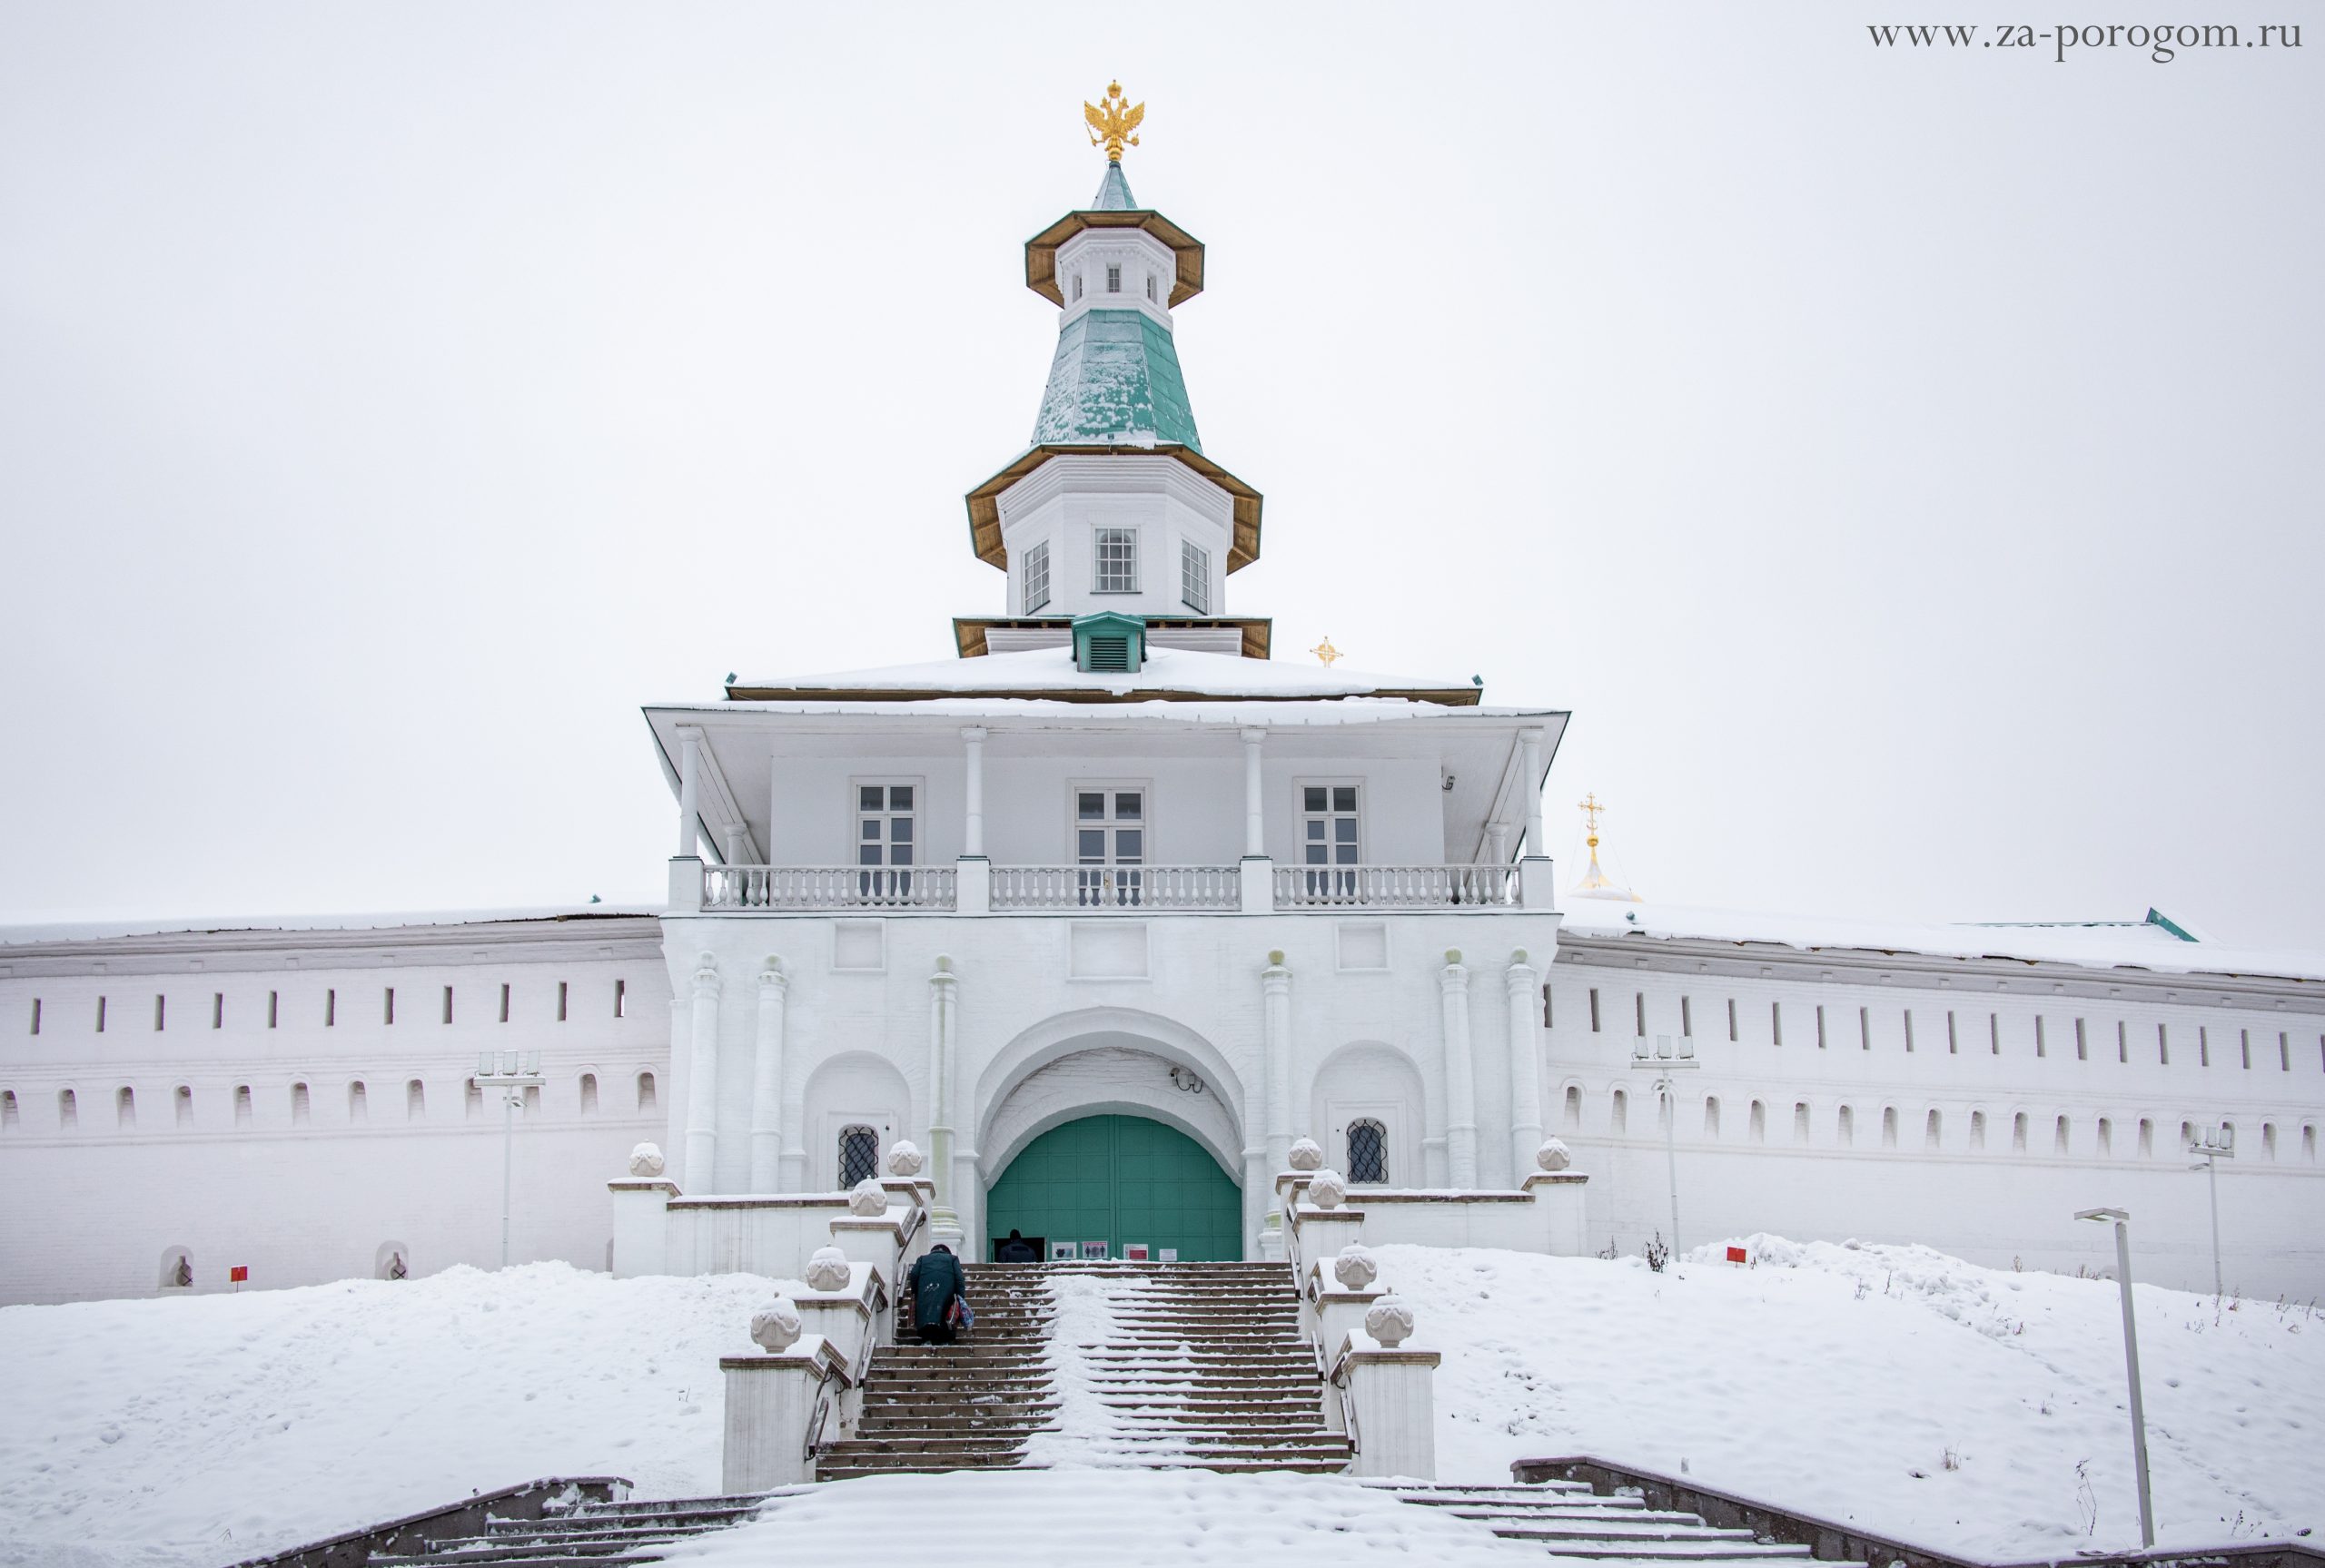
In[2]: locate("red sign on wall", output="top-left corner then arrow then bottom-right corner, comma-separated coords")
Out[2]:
229,1266 -> 249,1282
1726,1247 -> 1747,1265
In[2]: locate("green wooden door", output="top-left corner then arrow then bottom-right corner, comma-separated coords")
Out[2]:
984,1114 -> 1242,1262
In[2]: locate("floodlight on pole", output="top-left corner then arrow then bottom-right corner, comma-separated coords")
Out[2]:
1628,1032 -> 1699,1258
2187,1123 -> 2234,1299
476,1050 -> 548,1269
2075,1206 -> 2155,1548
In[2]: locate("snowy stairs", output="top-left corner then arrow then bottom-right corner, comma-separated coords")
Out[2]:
816,1260 -> 1350,1479
1385,1483 -> 1836,1563
361,1493 -> 769,1564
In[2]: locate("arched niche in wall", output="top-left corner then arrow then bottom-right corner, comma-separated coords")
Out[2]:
972,1006 -> 1250,1178
376,1240 -> 411,1281
980,1044 -> 1244,1186
799,1050 -> 911,1191
158,1245 -> 192,1291
1307,1041 -> 1426,1188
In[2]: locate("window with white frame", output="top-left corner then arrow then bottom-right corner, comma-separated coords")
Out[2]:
1106,262 -> 1122,293
856,783 -> 915,895
1073,273 -> 1083,301
1074,786 -> 1146,905
1145,272 -> 1157,302
1180,540 -> 1210,613
1023,539 -> 1051,613
1094,528 -> 1138,593
1298,783 -> 1361,894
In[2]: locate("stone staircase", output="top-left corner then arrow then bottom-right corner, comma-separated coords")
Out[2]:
360,1492 -> 777,1565
1382,1482 -> 1830,1562
816,1259 -> 1351,1478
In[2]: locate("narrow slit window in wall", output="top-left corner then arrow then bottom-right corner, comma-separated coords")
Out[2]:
384,988 -> 395,1025
442,986 -> 453,1024
1703,1098 -> 1721,1139
1815,1006 -> 1826,1050
1728,998 -> 1738,1041
59,1089 -> 77,1129
2097,1117 -> 2113,1156
558,981 -> 569,1022
1680,996 -> 1693,1038
2118,1020 -> 2128,1063
2264,1123 -> 2278,1159
234,1085 -> 252,1126
407,1080 -> 425,1119
1611,1089 -> 1628,1134
349,1081 -> 368,1122
2011,1112 -> 2028,1152
325,990 -> 335,1027
1859,1006 -> 1870,1050
1836,1105 -> 1854,1145
2158,1023 -> 2169,1065
213,993 -> 223,1029
522,1084 -> 539,1116
28,999 -> 39,1035
1970,1110 -> 1987,1150
2075,1018 -> 2087,1060
2054,1115 -> 2070,1155
268,991 -> 278,1029
616,980 -> 628,1019
1588,990 -> 1599,1032
153,994 -> 164,1031
1990,1013 -> 2000,1055
1792,1101 -> 1810,1143
1634,993 -> 1646,1038
116,1086 -> 134,1127
1904,1010 -> 1914,1052
1748,1100 -> 1766,1143
465,1079 -> 483,1119
2035,1017 -> 2046,1058
1562,1085 -> 1580,1129
500,983 -> 511,1023
1541,984 -> 1552,1030
292,1082 -> 311,1125
1924,1109 -> 1943,1149
2282,1031 -> 2292,1070
2199,1027 -> 2210,1068
1881,1107 -> 1897,1148
579,1073 -> 599,1116
1145,271 -> 1156,302
174,1085 -> 192,1128
2241,1029 -> 2251,1069
1947,1011 -> 1957,1054
1,1090 -> 16,1129
637,1070 -> 657,1111
1772,1001 -> 1783,1046
96,995 -> 107,1032
2138,1118 -> 2153,1156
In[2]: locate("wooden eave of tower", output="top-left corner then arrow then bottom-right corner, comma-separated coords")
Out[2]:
1024,209 -> 1205,307
965,442 -> 1262,573
953,616 -> 1272,661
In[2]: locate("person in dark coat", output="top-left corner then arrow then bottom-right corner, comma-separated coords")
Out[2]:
908,1243 -> 965,1344
996,1229 -> 1037,1264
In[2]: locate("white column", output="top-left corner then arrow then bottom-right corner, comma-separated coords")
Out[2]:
926,957 -> 962,1244
1241,728 -> 1266,856
1520,729 -> 1548,857
722,823 -> 748,866
683,952 -> 723,1191
1486,823 -> 1509,866
1261,951 -> 1292,1175
961,726 -> 986,856
676,726 -> 704,860
1440,951 -> 1478,1188
749,958 -> 788,1191
1505,950 -> 1544,1178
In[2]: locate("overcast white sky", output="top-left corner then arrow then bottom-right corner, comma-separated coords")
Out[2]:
2,4 -> 2318,945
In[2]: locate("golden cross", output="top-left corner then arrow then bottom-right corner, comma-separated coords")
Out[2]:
1083,80 -> 1145,163
1311,636 -> 1341,667
1578,793 -> 1606,840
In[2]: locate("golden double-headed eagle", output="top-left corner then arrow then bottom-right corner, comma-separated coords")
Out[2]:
1084,80 -> 1144,162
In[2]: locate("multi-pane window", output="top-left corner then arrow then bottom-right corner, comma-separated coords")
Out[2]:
1073,274 -> 1083,301
1023,539 -> 1051,614
1094,528 -> 1138,592
1145,272 -> 1157,302
838,1124 -> 880,1187
1181,540 -> 1210,613
1298,784 -> 1360,895
857,784 -> 915,896
1347,1119 -> 1389,1184
1106,262 -> 1122,293
1075,789 -> 1145,906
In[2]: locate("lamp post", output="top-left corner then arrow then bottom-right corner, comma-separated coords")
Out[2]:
1628,1032 -> 1699,1258
477,1050 -> 547,1269
2188,1124 -> 2234,1298
2075,1206 -> 2155,1548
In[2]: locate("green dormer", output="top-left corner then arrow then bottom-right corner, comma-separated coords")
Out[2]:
1073,612 -> 1146,675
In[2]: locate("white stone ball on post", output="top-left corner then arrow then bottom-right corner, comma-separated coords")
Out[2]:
750,1296 -> 802,1353
1332,1244 -> 1378,1291
1535,1138 -> 1573,1173
847,1178 -> 888,1218
1287,1138 -> 1324,1172
1364,1296 -> 1416,1348
885,1139 -> 925,1178
804,1246 -> 851,1292
1306,1169 -> 1347,1210
627,1143 -> 666,1178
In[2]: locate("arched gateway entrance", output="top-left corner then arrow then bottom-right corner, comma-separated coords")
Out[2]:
984,1114 -> 1242,1262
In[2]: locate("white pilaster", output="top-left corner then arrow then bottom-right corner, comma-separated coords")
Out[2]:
1440,951 -> 1478,1188
1261,952 -> 1292,1178
1241,728 -> 1265,856
1521,728 -> 1548,856
683,952 -> 722,1191
676,726 -> 704,860
1505,951 -> 1543,1178
926,957 -> 961,1245
749,958 -> 788,1191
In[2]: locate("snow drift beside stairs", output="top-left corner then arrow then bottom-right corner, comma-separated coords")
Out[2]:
0,1264 -> 789,1568
1378,1238 -> 2324,1558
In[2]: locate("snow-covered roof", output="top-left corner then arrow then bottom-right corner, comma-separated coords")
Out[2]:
0,905 -> 659,949
726,643 -> 1485,705
1558,899 -> 2325,983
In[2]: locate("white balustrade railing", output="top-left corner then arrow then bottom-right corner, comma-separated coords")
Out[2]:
991,864 -> 1241,912
1272,863 -> 1519,909
702,864 -> 956,912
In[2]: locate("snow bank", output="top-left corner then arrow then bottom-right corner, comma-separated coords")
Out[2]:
0,1263 -> 788,1568
1379,1238 -> 2325,1557
670,1469 -> 1538,1566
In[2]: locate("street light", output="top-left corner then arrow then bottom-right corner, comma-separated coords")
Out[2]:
2187,1124 -> 2235,1298
1628,1032 -> 1699,1257
477,1050 -> 547,1268
2075,1206 -> 2155,1548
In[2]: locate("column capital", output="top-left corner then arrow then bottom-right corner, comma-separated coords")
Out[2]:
929,955 -> 958,990
676,723 -> 707,745
691,952 -> 722,992
1261,949 -> 1291,987
959,725 -> 988,743
757,956 -> 787,991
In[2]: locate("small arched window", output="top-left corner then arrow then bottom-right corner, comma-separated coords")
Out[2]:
117,1086 -> 136,1129
1106,262 -> 1122,293
1346,1119 -> 1388,1184
234,1085 -> 252,1126
1748,1100 -> 1766,1144
1924,1109 -> 1944,1150
291,1081 -> 311,1126
579,1072 -> 599,1116
1,1089 -> 17,1130
58,1088 -> 77,1129
838,1124 -> 880,1187
1562,1085 -> 1581,1130
1702,1097 -> 1721,1140
174,1085 -> 193,1129
1836,1105 -> 1855,1146
1610,1088 -> 1628,1135
406,1079 -> 425,1120
637,1070 -> 658,1112
348,1080 -> 368,1123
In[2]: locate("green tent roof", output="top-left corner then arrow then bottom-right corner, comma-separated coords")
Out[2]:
1031,309 -> 1202,451
1090,161 -> 1137,212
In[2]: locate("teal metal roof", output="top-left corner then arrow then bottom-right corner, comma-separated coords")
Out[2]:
1031,309 -> 1202,451
1091,162 -> 1137,212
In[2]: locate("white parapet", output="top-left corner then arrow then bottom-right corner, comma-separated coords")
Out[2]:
1286,1203 -> 1366,1280
721,1335 -> 846,1491
1336,1336 -> 1441,1481
607,1178 -> 678,1278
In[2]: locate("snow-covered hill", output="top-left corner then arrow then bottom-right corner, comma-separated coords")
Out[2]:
1,1242 -> 2317,1567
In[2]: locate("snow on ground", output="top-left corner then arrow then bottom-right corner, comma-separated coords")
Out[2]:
0,1264 -> 787,1568
669,1469 -> 1541,1566
5,1242 -> 2321,1567
1378,1238 -> 2325,1558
